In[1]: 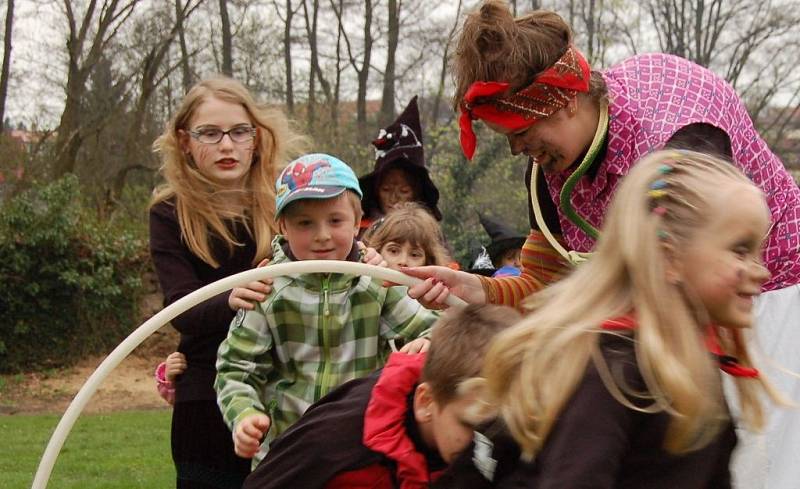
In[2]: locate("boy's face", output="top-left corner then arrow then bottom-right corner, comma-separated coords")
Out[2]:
279,193 -> 359,261
415,384 -> 476,464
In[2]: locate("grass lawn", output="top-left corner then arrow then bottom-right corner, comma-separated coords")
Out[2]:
1,409 -> 174,489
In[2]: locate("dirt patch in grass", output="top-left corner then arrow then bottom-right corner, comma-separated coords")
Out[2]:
0,327 -> 179,416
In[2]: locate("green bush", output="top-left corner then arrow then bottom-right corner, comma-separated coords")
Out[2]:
0,176 -> 149,373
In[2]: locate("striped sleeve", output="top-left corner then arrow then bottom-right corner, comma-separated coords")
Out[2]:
479,230 -> 570,308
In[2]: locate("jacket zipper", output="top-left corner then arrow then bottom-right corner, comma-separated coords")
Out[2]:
320,274 -> 331,395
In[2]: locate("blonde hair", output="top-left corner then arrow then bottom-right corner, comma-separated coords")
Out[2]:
482,150 -> 782,459
362,202 -> 450,266
151,77 -> 307,267
452,1 -> 607,111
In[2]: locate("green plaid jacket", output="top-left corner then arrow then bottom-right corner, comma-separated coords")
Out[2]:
214,236 -> 437,465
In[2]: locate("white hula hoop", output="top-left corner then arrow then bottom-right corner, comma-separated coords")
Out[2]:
32,261 -> 465,489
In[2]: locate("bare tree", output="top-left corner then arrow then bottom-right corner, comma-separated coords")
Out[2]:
273,0 -> 296,114
645,0 -> 797,75
331,0 -> 374,142
430,0 -> 462,125
0,0 -> 13,132
378,0 -> 399,126
108,0 -> 204,207
53,0 -> 141,178
176,0 -> 193,92
330,0 -> 344,138
302,0 -> 334,130
218,0 -> 233,75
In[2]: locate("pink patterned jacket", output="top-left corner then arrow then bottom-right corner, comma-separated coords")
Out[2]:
544,53 -> 800,291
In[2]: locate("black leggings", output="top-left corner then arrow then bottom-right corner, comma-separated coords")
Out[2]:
171,400 -> 251,489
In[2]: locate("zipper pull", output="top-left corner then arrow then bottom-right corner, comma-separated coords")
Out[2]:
323,276 -> 330,316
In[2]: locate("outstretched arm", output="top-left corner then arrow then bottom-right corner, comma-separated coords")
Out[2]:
405,230 -> 569,310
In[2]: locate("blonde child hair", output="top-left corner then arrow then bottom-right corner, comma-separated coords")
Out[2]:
479,150 -> 784,459
151,77 -> 307,267
363,202 -> 451,266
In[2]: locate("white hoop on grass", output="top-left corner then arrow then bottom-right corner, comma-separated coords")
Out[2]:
32,261 -> 465,489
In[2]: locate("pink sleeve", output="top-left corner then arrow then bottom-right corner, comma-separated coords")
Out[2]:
154,362 -> 175,405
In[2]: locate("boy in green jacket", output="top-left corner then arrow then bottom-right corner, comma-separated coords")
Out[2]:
215,153 -> 437,466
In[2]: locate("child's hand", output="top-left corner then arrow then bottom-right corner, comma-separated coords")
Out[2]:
228,258 -> 273,311
233,413 -> 271,459
164,351 -> 187,381
399,337 -> 431,354
358,241 -> 388,268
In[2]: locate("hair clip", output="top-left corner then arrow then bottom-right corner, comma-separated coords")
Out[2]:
658,164 -> 673,174
648,189 -> 667,199
652,206 -> 667,216
649,179 -> 668,190
657,229 -> 670,240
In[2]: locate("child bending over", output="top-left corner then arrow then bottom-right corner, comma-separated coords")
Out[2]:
244,304 -> 522,488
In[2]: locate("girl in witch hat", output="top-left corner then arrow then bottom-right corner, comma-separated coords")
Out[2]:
358,96 -> 442,238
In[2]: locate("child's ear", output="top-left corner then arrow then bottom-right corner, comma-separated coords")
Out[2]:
413,382 -> 435,425
662,241 -> 684,285
278,217 -> 287,235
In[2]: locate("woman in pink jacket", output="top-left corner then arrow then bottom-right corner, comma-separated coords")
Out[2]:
407,2 -> 799,488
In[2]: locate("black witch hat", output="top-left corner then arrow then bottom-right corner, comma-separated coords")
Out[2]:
359,96 -> 442,220
480,215 -> 526,266
468,246 -> 497,276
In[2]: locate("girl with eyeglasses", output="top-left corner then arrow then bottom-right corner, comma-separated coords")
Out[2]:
148,77 -> 306,489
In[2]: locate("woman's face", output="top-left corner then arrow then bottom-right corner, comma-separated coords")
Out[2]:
377,168 -> 417,213
485,99 -> 596,174
179,95 -> 256,188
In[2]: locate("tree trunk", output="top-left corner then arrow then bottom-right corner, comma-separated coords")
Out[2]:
53,56 -> 90,177
303,0 -> 332,120
585,0 -> 595,62
330,0 -> 343,138
303,0 -> 319,131
284,0 -> 294,114
356,0 -> 373,142
218,0 -> 233,76
176,0 -> 192,92
0,0 -> 14,132
53,0 -> 141,177
379,0 -> 398,127
431,0 -> 461,125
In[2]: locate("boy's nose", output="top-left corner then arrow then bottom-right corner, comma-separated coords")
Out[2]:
314,225 -> 331,241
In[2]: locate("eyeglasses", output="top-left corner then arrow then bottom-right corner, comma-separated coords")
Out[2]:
189,125 -> 256,144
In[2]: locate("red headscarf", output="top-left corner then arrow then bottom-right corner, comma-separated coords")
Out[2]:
459,45 -> 591,160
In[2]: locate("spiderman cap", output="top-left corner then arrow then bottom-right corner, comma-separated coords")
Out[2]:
275,153 -> 363,217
